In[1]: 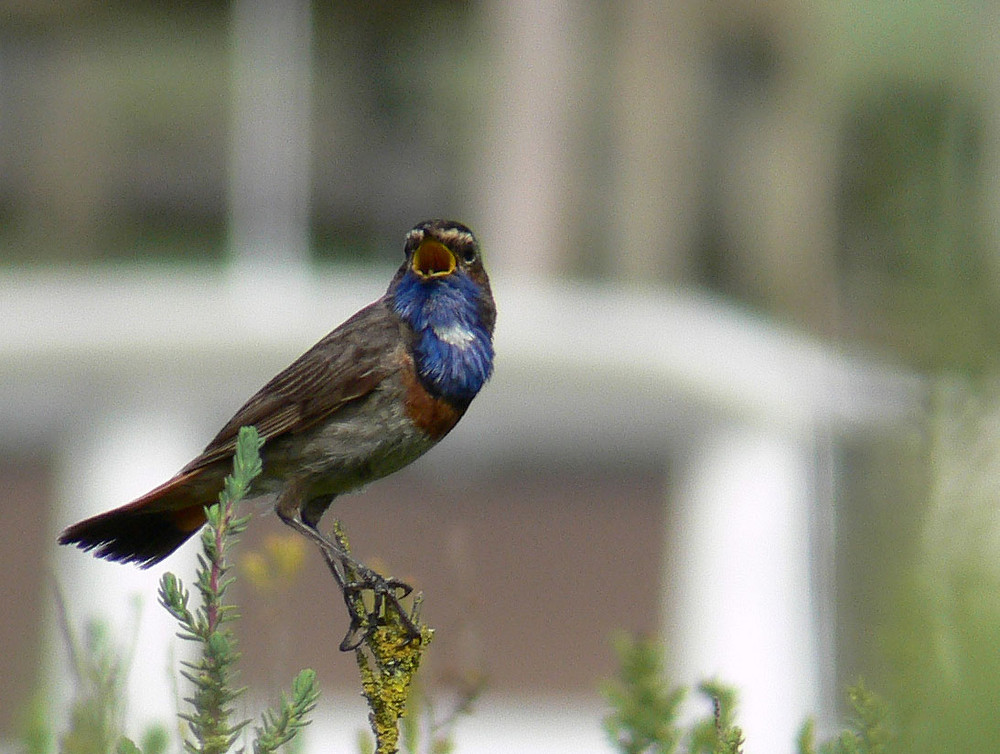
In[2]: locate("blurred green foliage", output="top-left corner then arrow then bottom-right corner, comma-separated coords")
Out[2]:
798,681 -> 892,754
837,84 -> 1000,374
877,384 -> 1000,751
603,635 -> 900,754
602,635 -> 744,754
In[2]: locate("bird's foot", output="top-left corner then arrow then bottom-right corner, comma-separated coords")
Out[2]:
338,565 -> 421,651
281,511 -> 424,650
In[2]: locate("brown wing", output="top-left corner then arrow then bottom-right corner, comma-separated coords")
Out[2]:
181,298 -> 407,473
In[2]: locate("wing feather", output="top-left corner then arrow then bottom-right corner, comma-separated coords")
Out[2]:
181,299 -> 407,472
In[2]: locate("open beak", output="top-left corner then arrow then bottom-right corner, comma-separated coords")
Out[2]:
412,240 -> 456,279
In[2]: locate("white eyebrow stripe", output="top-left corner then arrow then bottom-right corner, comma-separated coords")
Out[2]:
406,227 -> 474,248
436,228 -> 474,247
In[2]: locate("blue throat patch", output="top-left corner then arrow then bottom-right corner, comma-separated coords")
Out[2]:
390,271 -> 494,402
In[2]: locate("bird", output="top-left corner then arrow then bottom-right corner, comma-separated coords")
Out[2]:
59,220 -> 495,584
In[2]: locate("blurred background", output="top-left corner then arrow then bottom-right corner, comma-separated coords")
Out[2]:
3,1 -> 1000,752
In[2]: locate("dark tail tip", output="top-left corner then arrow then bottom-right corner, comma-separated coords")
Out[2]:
59,506 -> 206,568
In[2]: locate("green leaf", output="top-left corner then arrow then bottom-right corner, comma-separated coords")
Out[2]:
116,736 -> 142,754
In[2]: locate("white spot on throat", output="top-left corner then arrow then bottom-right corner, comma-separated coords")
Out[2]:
433,322 -> 476,347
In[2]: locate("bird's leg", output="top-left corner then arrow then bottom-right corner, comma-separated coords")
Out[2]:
307,518 -> 421,650
275,485 -> 420,649
280,508 -> 419,647
299,530 -> 368,650
314,525 -> 422,651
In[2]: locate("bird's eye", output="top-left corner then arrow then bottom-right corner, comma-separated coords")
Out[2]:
460,246 -> 477,264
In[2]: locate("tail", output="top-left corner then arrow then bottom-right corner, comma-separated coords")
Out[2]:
58,470 -> 215,568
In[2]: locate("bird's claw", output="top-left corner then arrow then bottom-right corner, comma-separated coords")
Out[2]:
337,568 -> 421,651
297,519 -> 423,651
